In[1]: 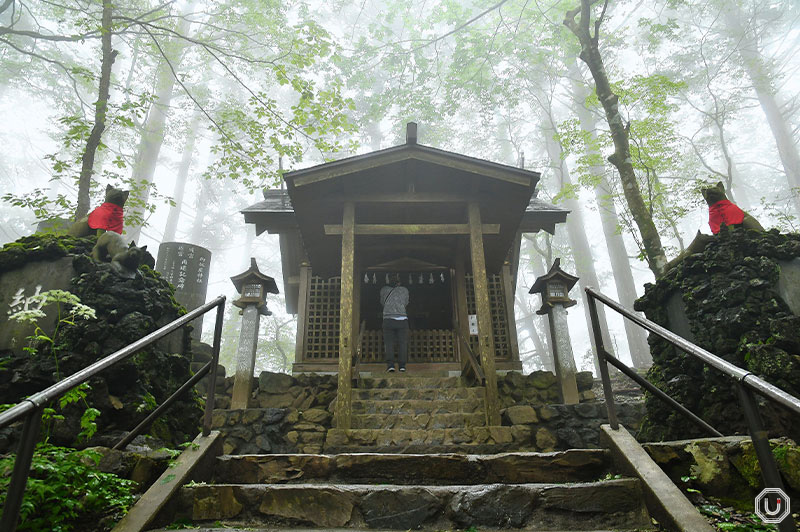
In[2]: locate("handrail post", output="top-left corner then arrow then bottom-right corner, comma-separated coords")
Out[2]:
737,383 -> 796,532
586,289 -> 619,430
0,406 -> 43,532
203,300 -> 225,436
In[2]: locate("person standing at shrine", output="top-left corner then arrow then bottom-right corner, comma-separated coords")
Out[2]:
380,273 -> 409,372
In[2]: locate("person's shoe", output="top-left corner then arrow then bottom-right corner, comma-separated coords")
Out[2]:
387,367 -> 395,372
399,367 -> 406,372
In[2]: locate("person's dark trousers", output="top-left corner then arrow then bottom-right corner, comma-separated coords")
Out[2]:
382,318 -> 409,369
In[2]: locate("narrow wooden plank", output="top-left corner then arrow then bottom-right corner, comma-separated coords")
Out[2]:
501,262 -> 521,364
294,264 -> 311,364
334,202 -> 355,429
324,192 -> 473,203
453,257 -> 470,372
352,268 -> 361,368
468,202 -> 500,426
323,224 -> 500,236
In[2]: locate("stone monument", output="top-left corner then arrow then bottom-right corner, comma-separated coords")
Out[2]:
156,242 -> 211,340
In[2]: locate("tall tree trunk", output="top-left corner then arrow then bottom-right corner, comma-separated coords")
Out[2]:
515,245 -> 552,371
723,6 -> 800,215
126,3 -> 196,240
75,1 -> 117,220
541,113 -> 610,374
163,110 -> 203,241
568,63 -> 652,367
189,176 -> 211,245
564,1 -> 667,277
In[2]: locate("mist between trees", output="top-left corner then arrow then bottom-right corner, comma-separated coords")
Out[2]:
1,0 -> 798,373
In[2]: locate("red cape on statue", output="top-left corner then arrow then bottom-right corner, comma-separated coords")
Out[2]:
708,199 -> 745,235
87,202 -> 124,234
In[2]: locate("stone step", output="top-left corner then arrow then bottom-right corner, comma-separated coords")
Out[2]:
353,386 -> 483,401
166,479 -> 651,530
213,450 -> 613,485
324,426 -> 539,454
358,375 -> 463,390
149,529 -> 648,532
148,529 -> 648,532
351,398 -> 484,415
352,412 -> 486,430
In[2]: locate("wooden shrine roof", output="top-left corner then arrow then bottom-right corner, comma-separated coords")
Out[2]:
241,126 -> 569,313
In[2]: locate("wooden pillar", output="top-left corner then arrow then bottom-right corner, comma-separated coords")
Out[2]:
334,202 -> 355,429
468,202 -> 501,426
501,261 -> 521,364
294,262 -> 311,364
453,245 -> 470,372
353,265 -> 362,366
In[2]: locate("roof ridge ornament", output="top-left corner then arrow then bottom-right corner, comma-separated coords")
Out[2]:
406,122 -> 417,145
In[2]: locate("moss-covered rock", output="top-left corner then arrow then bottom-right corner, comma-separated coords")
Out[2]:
0,235 -> 201,449
0,233 -> 95,274
635,227 -> 800,441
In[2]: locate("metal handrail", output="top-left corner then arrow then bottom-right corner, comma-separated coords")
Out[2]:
455,327 -> 485,385
586,286 -> 798,532
0,295 -> 226,532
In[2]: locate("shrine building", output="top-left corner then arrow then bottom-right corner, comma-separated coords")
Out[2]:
241,123 -> 567,378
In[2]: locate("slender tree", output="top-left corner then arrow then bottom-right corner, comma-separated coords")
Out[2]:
75,1 -> 116,220
564,0 -> 667,277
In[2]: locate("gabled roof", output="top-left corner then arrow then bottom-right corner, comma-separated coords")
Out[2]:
240,123 -> 570,313
285,142 -> 539,189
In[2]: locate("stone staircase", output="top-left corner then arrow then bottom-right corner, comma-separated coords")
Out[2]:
138,372 -> 662,531
326,372 -> 535,453
149,450 -> 653,530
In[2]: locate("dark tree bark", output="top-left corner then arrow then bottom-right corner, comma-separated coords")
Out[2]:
564,0 -> 667,277
568,61 -> 652,367
75,1 -> 117,220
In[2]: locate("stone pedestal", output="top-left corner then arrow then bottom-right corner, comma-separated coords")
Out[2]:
156,242 -> 211,340
231,304 -> 261,409
547,305 -> 580,405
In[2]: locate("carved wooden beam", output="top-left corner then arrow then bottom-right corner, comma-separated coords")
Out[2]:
323,224 -> 500,236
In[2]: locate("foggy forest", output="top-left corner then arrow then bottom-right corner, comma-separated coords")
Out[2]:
2,0 -> 799,376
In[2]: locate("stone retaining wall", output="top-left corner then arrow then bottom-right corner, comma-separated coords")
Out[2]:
211,370 -> 646,454
211,371 -> 337,454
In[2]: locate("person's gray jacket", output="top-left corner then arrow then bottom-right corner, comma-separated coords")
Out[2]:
380,285 -> 409,319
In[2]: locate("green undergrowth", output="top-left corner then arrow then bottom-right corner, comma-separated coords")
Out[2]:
696,501 -> 780,531
0,444 -> 137,532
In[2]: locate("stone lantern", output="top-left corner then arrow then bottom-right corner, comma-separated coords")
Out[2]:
530,258 -> 580,404
230,258 -> 279,409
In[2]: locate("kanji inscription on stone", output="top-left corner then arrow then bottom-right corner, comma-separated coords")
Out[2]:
156,242 -> 212,340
